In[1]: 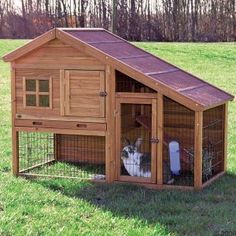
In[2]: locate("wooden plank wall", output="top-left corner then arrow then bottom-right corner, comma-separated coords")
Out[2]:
15,39 -> 105,70
56,134 -> 105,164
13,39 -> 106,122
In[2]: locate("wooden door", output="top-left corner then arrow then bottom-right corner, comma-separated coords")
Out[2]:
64,70 -> 105,117
116,98 -> 157,184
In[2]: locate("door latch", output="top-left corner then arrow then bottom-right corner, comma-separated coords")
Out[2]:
150,138 -> 159,143
99,91 -> 107,97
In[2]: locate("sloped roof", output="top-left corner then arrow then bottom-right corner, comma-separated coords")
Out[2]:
3,28 -> 234,111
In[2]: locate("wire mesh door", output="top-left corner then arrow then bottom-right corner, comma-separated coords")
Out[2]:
116,99 -> 157,183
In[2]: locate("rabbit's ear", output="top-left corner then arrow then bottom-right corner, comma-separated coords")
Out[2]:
134,138 -> 143,148
123,138 -> 130,146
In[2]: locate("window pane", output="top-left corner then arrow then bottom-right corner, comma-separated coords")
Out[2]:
26,80 -> 36,91
39,80 -> 49,92
39,95 -> 49,107
26,95 -> 36,106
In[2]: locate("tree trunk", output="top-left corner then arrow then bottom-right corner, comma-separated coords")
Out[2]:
112,0 -> 117,33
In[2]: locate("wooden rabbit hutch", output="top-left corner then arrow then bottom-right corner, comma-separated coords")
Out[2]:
3,28 -> 234,190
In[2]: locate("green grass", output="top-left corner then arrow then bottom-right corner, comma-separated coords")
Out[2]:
0,40 -> 235,236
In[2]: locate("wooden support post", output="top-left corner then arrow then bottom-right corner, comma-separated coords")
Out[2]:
157,93 -> 163,185
194,111 -> 203,190
223,103 -> 228,172
151,98 -> 157,183
105,66 -> 116,183
11,63 -> 19,175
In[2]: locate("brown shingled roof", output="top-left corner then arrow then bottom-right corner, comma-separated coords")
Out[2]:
3,28 -> 234,110
63,28 -> 233,109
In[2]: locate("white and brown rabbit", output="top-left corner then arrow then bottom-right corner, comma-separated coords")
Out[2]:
121,137 -> 173,183
121,138 -> 151,177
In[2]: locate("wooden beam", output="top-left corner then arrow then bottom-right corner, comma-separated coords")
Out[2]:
223,103 -> 228,171
116,92 -> 157,99
20,159 -> 56,173
194,111 -> 203,190
115,100 -> 121,180
202,171 -> 225,189
157,93 -> 163,185
110,67 -> 116,181
13,63 -> 105,71
15,127 -> 106,136
3,29 -> 56,62
151,98 -> 157,183
15,114 -> 106,123
119,176 -> 152,183
105,65 -> 116,183
116,97 -> 153,104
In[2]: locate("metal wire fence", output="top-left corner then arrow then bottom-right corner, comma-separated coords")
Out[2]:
18,131 -> 106,180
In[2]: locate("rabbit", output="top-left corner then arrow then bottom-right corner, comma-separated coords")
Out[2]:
121,138 -> 151,177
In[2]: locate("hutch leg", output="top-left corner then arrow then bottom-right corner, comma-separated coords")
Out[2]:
194,111 -> 203,190
12,128 -> 19,176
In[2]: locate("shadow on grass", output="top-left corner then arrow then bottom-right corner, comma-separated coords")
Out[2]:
33,173 -> 236,235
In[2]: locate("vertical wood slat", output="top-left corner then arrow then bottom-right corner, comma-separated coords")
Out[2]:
64,70 -> 70,115
22,77 -> 26,108
49,76 -> 53,109
157,93 -> 163,185
99,71 -> 105,117
151,98 -> 157,183
194,111 -> 203,190
36,79 -> 39,107
223,102 -> 228,172
60,70 -> 65,116
11,63 -> 19,175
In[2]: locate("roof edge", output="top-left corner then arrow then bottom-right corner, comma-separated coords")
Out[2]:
2,28 -> 56,62
59,27 -> 104,31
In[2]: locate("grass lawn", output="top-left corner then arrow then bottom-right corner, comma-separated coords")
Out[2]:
0,40 -> 235,236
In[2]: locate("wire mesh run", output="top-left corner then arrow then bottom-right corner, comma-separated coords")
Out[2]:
18,132 -> 106,180
202,105 -> 224,183
163,97 -> 195,186
120,104 -> 152,178
116,70 -> 156,93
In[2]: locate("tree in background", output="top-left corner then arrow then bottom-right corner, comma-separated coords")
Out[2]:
0,0 -> 235,41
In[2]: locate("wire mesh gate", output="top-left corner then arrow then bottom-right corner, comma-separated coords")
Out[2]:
18,131 -> 106,180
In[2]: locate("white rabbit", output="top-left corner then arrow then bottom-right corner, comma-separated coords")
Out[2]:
121,138 -> 151,177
